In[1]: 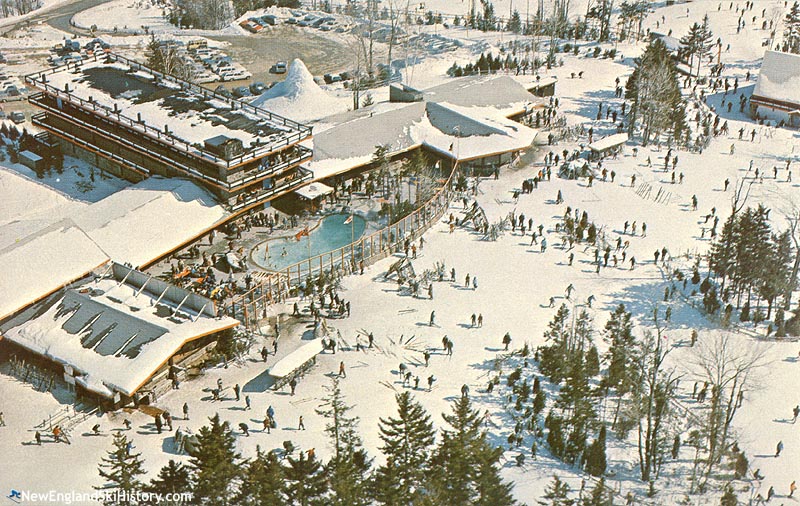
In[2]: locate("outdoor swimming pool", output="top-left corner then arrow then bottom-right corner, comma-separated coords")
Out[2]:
251,213 -> 367,271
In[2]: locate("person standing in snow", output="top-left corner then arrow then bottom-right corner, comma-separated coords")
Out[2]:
792,405 -> 799,423
234,384 -> 241,401
424,350 -> 430,366
477,314 -> 483,327
35,431 -> 42,445
429,311 -> 436,326
0,411 -> 5,427
503,333 -> 512,351
289,378 -> 297,396
339,361 -> 346,378
245,395 -> 251,410
776,440 -> 784,457
298,416 -> 305,430
183,403 -> 189,420
790,480 -> 797,498
472,276 -> 478,290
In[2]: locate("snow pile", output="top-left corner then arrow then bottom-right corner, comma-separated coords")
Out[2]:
250,59 -> 348,123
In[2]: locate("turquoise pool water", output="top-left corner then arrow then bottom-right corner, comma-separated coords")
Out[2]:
251,213 -> 367,271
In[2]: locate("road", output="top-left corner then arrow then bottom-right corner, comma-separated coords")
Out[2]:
0,0 -> 110,37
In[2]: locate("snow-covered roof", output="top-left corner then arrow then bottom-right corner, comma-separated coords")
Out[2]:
308,99 -> 537,180
294,182 -> 334,200
0,177 -> 228,322
269,338 -> 324,379
71,178 -> 229,268
589,133 -> 629,152
753,50 -> 800,107
0,221 -> 110,321
26,54 -> 311,165
3,276 -> 239,397
423,74 -> 540,116
0,169 -> 84,251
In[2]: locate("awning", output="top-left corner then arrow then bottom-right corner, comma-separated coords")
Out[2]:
294,182 -> 334,200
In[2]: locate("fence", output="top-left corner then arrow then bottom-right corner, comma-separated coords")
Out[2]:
226,165 -> 460,327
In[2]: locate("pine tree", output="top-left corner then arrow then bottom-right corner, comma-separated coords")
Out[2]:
720,484 -> 737,506
284,451 -> 328,506
430,395 -> 515,505
235,447 -> 286,506
538,475 -> 574,506
507,9 -> 522,33
584,426 -> 607,477
96,433 -> 146,506
474,445 -> 516,506
316,378 -> 371,506
582,477 -> 614,505
187,413 -> 242,506
783,1 -> 800,54
374,392 -> 436,506
147,460 -> 191,505
625,39 -> 686,145
539,304 -> 572,382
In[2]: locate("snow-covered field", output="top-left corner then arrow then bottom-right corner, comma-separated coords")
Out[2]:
1,0 -> 800,504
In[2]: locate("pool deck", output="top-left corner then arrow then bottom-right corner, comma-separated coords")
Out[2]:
146,192 -> 385,286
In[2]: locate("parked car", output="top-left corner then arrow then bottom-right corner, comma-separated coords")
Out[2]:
249,81 -> 267,94
232,86 -> 251,97
10,111 -> 25,123
274,61 -> 288,74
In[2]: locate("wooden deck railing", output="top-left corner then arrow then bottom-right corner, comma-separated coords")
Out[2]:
226,165 -> 459,327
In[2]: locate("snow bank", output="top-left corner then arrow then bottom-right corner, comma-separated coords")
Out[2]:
250,59 -> 349,123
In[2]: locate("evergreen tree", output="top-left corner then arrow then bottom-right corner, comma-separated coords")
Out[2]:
374,392 -> 436,505
235,448 -> 286,506
539,304 -> 572,382
538,475 -> 574,506
96,433 -> 146,506
582,477 -> 614,505
625,39 -> 687,145
187,414 -> 242,506
507,9 -> 522,33
284,451 -> 328,506
430,395 -> 515,505
720,484 -> 737,506
480,0 -> 496,31
316,378 -> 371,506
783,1 -> 800,54
584,426 -> 607,477
147,460 -> 191,506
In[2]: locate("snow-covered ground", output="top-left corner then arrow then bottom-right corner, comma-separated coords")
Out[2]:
2,0 -> 800,504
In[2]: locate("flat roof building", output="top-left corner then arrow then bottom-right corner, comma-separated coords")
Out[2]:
25,53 -> 314,213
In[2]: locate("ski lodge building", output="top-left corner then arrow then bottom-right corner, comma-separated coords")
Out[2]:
750,50 -> 800,127
24,53 -> 314,214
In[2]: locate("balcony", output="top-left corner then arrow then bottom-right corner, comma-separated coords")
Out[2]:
229,168 -> 313,212
226,145 -> 312,190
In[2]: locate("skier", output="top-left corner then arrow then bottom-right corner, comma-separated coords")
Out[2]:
0,411 -> 5,427
245,395 -> 251,410
263,416 -> 272,434
465,274 -> 470,288
461,384 -> 470,397
587,295 -> 595,308
566,284 -> 574,299
298,416 -> 305,430
429,311 -> 436,326
472,276 -> 478,290
471,314 -> 477,327
154,415 -> 162,434
234,383 -> 241,401
35,431 -> 42,445
776,440 -> 784,457
427,375 -> 436,390
424,350 -> 430,366
793,405 -> 800,423
502,332 -> 512,351
339,361 -> 346,378
239,422 -> 250,437
261,346 -> 269,362
790,480 -> 797,498
428,284 -> 433,299
92,424 -> 101,435
368,332 -> 374,348
183,403 -> 189,420
289,377 -> 297,396
477,314 -> 483,327
163,411 -> 173,431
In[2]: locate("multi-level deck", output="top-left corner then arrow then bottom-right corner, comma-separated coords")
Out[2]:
26,53 -> 314,212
